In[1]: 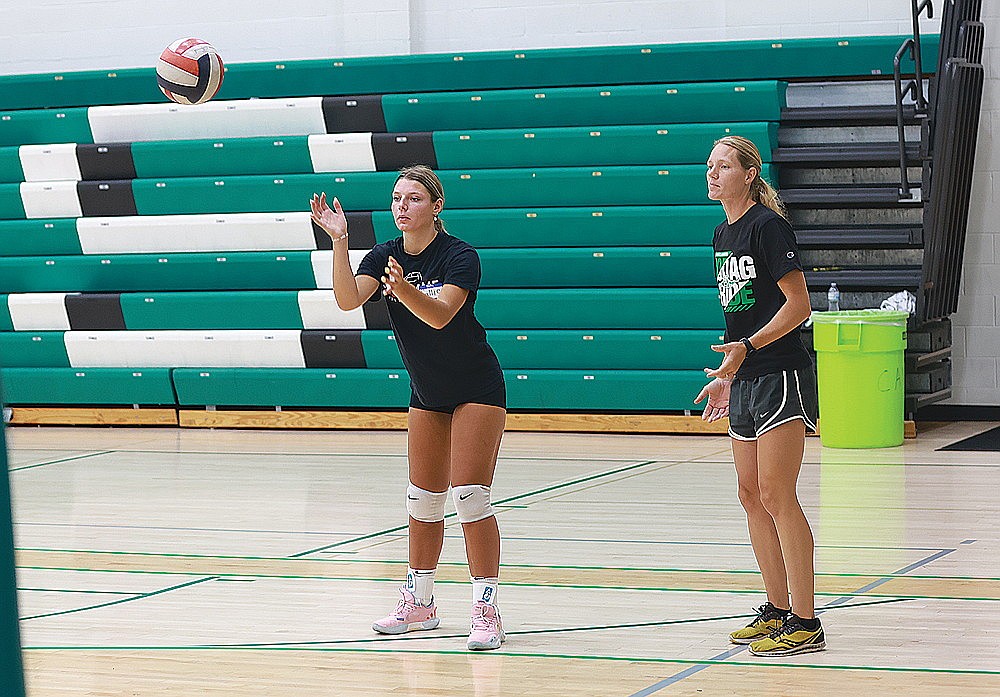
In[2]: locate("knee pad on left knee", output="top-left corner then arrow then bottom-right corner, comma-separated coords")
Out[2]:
451,484 -> 495,524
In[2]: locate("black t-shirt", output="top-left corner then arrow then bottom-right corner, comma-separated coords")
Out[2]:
356,231 -> 503,407
713,203 -> 812,379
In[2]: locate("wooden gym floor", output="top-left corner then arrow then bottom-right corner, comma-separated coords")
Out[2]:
6,421 -> 1000,696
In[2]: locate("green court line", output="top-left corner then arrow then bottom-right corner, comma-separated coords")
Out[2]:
10,447 -> 678,464
18,588 -> 133,595
290,459 -> 665,557
19,576 -> 216,621
15,567 -> 1000,601
16,546 -> 1000,581
18,644 -> 1000,676
9,450 -> 115,472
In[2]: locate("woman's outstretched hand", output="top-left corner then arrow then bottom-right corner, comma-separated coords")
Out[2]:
694,378 -> 732,422
310,192 -> 347,240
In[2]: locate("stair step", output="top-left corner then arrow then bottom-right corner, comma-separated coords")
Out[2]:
796,224 -> 922,248
774,142 -> 921,166
783,185 -> 923,207
780,104 -> 922,126
805,266 -> 922,289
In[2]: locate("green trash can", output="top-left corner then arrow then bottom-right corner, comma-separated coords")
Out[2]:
812,310 -> 908,448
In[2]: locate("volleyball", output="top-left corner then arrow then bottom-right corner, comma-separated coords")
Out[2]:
155,38 -> 224,105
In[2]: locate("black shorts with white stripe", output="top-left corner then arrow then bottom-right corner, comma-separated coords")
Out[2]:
728,368 -> 818,441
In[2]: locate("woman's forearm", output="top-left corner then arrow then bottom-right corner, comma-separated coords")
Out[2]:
332,240 -> 363,310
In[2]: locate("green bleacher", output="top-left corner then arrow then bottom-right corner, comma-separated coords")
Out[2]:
0,36 -> 926,413
0,36 -> 934,110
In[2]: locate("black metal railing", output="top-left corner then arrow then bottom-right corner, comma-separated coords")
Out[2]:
893,0 -> 933,199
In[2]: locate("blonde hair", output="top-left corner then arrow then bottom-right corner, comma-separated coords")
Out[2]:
713,136 -> 787,220
395,164 -> 446,233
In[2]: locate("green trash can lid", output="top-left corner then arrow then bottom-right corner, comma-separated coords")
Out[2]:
811,309 -> 909,326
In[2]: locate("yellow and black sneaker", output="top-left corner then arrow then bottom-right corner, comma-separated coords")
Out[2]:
729,602 -> 789,644
749,615 -> 826,656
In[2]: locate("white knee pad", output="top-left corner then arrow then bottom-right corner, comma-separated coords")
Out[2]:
452,484 -> 495,524
406,483 -> 448,523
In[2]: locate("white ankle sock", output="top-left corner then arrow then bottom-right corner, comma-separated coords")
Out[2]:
406,568 -> 436,605
472,576 -> 499,605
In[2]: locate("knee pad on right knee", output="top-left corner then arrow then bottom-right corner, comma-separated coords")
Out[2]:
406,483 -> 448,523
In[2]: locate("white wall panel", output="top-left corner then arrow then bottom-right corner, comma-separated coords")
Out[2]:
8,293 -> 70,330
297,290 -> 367,329
19,143 -> 82,182
78,212 -> 317,254
19,181 -> 82,219
88,98 -> 327,143
307,133 -> 377,172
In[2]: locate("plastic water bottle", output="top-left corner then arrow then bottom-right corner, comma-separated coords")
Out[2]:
827,283 -> 840,312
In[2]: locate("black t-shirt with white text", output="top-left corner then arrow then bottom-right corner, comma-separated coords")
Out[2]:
713,203 -> 812,379
356,232 -> 504,407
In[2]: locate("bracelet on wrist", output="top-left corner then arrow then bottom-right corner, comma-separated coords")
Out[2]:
332,232 -> 348,242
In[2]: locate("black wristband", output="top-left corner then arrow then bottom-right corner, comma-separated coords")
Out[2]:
740,337 -> 756,355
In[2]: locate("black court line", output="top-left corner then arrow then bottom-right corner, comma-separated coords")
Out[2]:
628,546 -> 959,696
20,576 -> 217,621
290,460 -> 662,558
9,450 -> 115,472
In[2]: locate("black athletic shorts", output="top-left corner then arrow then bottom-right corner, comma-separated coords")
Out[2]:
728,368 -> 818,441
409,382 -> 507,414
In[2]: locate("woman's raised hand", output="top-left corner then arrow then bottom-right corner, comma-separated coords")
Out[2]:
310,192 -> 348,240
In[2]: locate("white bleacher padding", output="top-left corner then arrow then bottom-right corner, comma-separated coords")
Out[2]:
64,330 -> 306,368
8,293 -> 71,330
19,144 -> 82,182
297,291 -> 367,330
77,212 -> 317,254
19,181 -> 82,219
310,250 -> 367,289
87,97 -> 328,143
307,134 -> 377,173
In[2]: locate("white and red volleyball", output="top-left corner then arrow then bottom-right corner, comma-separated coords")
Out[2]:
156,38 -> 224,105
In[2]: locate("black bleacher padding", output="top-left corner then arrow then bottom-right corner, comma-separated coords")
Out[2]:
76,144 -> 136,181
372,133 -> 438,171
312,212 -> 376,250
362,298 -> 391,330
65,293 -> 126,329
321,95 -> 386,134
77,180 -> 137,217
300,330 -> 367,368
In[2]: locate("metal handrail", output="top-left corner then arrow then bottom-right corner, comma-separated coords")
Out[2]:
893,0 -> 934,199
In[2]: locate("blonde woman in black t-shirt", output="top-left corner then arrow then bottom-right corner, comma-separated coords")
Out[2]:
694,136 -> 825,656
310,165 -> 506,651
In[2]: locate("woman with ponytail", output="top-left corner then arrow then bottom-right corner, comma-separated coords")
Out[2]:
310,164 -> 507,651
693,136 -> 825,656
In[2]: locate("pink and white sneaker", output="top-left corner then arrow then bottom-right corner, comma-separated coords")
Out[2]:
467,601 -> 505,650
372,587 -> 440,635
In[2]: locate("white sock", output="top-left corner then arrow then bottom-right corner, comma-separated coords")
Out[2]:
472,576 -> 499,606
406,567 -> 436,605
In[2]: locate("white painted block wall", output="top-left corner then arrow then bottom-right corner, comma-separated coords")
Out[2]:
1,0 -> 997,405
